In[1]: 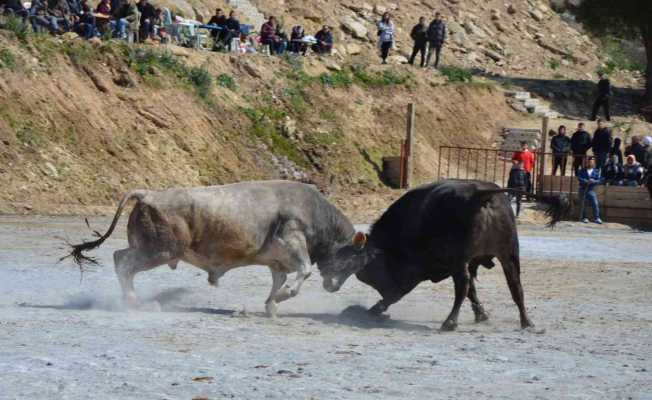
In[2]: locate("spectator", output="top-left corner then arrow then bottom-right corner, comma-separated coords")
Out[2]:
511,141 -> 536,193
111,0 -> 138,39
408,16 -> 428,67
592,119 -> 612,169
577,157 -> 604,224
551,125 -> 571,176
376,12 -> 394,64
426,12 -> 446,69
610,137 -> 623,165
312,25 -> 333,54
136,0 -> 156,42
208,8 -> 227,50
591,71 -> 612,121
622,155 -> 644,186
644,137 -> 652,197
288,25 -> 307,55
275,23 -> 289,52
603,155 -> 624,186
225,10 -> 241,50
48,0 -> 74,32
29,0 -> 61,33
625,136 -> 646,168
110,0 -> 122,18
2,0 -> 28,20
643,136 -> 652,169
507,159 -> 527,217
95,0 -> 110,14
260,16 -> 285,55
74,0 -> 96,38
571,122 -> 592,175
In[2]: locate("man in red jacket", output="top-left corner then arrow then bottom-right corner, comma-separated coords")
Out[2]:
511,141 -> 536,193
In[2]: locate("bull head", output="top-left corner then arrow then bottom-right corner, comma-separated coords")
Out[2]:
319,231 -> 374,292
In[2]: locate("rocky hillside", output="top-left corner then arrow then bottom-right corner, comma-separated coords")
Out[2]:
0,30 -> 534,218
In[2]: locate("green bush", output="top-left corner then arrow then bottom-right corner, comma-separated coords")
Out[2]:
217,73 -> 236,90
0,48 -> 17,69
350,65 -> 410,87
126,48 -> 214,100
439,66 -> 473,83
548,59 -> 561,70
3,16 -> 29,41
319,70 -> 353,87
601,38 -> 645,74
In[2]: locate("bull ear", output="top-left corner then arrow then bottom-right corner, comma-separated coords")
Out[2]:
352,231 -> 367,248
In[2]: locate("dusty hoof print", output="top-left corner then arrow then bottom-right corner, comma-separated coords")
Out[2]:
525,326 -> 546,334
440,321 -> 458,332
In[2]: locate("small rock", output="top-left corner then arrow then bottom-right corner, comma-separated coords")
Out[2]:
346,43 -> 362,55
507,4 -> 517,14
373,4 -> 386,15
341,15 -> 368,39
529,9 -> 544,22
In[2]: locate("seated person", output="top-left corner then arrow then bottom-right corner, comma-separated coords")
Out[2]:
288,25 -> 307,55
49,0 -> 74,32
29,0 -> 62,33
225,10 -> 240,50
312,25 -> 333,54
208,8 -> 228,50
260,16 -> 285,54
622,155 -> 644,186
603,154 -> 624,185
2,0 -> 29,19
136,0 -> 155,41
577,157 -> 604,224
110,0 -> 137,39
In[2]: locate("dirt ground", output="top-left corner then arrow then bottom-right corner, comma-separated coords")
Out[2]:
0,215 -> 651,400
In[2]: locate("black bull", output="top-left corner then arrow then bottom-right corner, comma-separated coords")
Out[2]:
318,180 -> 569,331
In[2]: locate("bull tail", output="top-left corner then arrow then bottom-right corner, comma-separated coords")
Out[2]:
60,190 -> 147,268
474,188 -> 570,227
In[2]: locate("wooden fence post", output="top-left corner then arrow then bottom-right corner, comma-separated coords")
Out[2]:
537,116 -> 549,194
404,103 -> 416,189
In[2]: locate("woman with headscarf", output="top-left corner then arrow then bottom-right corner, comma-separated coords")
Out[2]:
376,12 -> 394,64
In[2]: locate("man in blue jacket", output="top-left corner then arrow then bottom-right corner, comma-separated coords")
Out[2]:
577,157 -> 604,224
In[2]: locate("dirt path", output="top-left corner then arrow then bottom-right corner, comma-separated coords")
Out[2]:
0,216 -> 651,399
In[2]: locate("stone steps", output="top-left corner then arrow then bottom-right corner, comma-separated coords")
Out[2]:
507,90 -> 558,119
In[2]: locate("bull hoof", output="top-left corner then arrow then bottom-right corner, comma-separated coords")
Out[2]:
475,312 -> 490,323
440,320 -> 458,332
265,301 -> 278,319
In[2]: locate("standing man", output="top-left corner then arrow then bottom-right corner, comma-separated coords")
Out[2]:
591,71 -> 612,121
571,122 -> 592,175
377,12 -> 395,64
592,119 -> 612,170
577,158 -> 604,224
511,141 -> 536,193
426,12 -> 446,69
550,125 -> 571,176
408,17 -> 428,67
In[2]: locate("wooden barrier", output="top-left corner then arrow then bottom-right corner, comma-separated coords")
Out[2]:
541,175 -> 652,228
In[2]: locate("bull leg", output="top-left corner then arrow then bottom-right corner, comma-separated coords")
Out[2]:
113,247 -> 173,309
368,280 -> 421,317
207,266 -> 229,287
272,229 -> 312,303
499,254 -> 534,329
468,279 -> 489,323
265,267 -> 287,318
440,265 -> 470,331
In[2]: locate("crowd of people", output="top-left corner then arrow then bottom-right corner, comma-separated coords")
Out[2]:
506,119 -> 652,223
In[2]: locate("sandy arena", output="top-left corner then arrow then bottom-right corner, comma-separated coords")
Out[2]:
0,215 -> 651,399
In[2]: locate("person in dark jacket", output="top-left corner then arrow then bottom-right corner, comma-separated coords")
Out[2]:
136,0 -> 155,41
225,10 -> 241,50
507,159 -> 527,217
208,8 -> 227,48
551,125 -> 571,176
625,136 -> 646,168
312,25 -> 333,54
577,157 -> 604,224
610,137 -> 623,165
571,122 -> 592,175
29,0 -> 60,33
592,119 -> 612,169
426,12 -> 446,68
603,154 -> 624,185
289,25 -> 306,55
2,0 -> 28,19
591,71 -> 612,121
260,16 -> 285,54
408,17 -> 428,67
